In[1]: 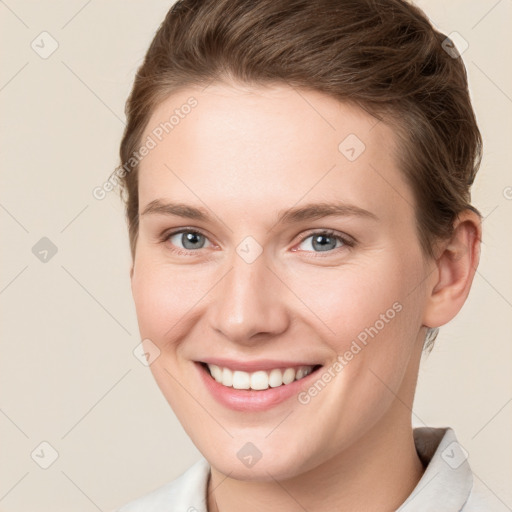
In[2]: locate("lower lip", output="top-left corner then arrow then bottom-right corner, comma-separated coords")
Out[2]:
195,362 -> 321,412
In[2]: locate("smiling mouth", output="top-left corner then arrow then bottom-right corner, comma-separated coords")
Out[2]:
200,362 -> 322,391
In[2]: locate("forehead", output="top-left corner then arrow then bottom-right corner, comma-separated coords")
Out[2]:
137,82 -> 414,225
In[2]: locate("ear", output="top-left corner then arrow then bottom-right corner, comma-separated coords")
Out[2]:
422,209 -> 482,329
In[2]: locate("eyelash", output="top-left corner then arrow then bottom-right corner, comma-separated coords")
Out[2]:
295,229 -> 355,255
159,228 -> 355,257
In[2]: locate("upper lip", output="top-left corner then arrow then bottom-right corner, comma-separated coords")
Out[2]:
198,358 -> 323,372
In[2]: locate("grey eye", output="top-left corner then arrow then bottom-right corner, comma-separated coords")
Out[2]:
169,231 -> 210,250
298,233 -> 344,252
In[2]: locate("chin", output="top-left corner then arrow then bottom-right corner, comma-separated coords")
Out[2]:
197,434 -> 324,482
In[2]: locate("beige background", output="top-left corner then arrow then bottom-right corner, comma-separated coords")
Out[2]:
0,1 -> 511,510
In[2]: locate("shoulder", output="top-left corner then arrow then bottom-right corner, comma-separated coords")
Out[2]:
462,476 -> 511,512
115,458 -> 210,512
400,426 -> 511,512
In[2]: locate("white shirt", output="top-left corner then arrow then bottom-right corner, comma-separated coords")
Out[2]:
116,427 -> 509,511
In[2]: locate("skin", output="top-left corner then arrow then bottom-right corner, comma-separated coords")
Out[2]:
130,81 -> 481,512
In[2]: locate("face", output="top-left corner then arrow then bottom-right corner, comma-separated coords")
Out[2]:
131,82 -> 431,481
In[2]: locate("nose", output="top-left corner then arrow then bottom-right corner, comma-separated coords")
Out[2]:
207,252 -> 290,346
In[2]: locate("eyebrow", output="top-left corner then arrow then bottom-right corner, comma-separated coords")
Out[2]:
140,199 -> 378,225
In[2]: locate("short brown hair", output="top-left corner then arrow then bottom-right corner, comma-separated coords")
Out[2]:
119,0 -> 482,265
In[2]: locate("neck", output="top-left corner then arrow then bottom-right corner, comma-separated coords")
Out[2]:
207,409 -> 425,512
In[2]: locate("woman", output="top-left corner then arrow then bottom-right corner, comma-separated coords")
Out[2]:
115,0 -> 503,510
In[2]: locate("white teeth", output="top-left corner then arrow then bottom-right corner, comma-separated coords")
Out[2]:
206,364 -> 315,391
250,371 -> 269,390
209,364 -> 222,383
268,368 -> 283,388
282,368 -> 296,385
222,367 -> 233,387
232,370 -> 250,390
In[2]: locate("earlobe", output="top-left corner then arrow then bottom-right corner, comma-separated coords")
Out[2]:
422,210 -> 482,329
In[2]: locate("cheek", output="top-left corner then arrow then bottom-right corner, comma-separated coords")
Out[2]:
131,255 -> 211,340
290,253 -> 424,372
291,263 -> 402,336
280,258 -> 424,448
130,258 -> 207,411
